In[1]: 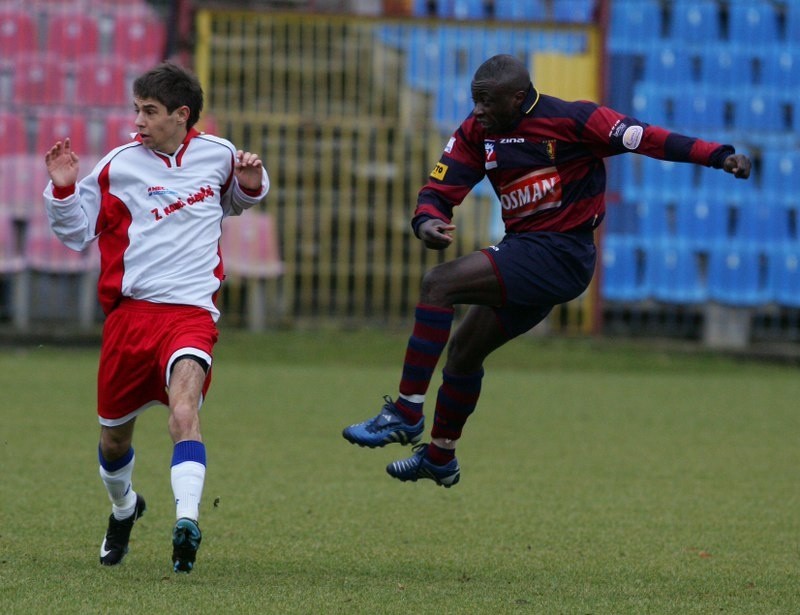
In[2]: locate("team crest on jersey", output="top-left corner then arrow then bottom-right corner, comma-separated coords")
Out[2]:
543,139 -> 557,161
484,139 -> 497,169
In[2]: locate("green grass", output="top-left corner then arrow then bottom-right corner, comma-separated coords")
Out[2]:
1,329 -> 799,613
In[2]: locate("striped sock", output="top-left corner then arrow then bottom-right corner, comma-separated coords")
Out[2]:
430,368 -> 484,442
394,303 -> 455,423
426,442 -> 456,466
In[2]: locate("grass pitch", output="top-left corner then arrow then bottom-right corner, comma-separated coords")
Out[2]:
1,328 -> 799,613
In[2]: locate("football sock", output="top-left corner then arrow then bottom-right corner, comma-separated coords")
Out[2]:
171,440 -> 206,522
430,368 -> 484,442
98,445 -> 137,520
426,442 -> 456,465
395,303 -> 455,423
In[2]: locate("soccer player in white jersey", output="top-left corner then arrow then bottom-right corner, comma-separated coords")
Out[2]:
43,62 -> 270,573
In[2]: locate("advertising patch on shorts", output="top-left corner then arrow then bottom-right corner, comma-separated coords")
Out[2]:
430,162 -> 448,180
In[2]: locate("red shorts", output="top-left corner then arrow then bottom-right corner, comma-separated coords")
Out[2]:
97,299 -> 219,426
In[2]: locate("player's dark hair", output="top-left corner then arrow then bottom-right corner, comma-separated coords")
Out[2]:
133,62 -> 204,130
474,54 -> 531,94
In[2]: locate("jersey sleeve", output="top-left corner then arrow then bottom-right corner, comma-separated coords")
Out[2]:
581,104 -> 735,167
219,145 -> 271,217
411,120 -> 486,236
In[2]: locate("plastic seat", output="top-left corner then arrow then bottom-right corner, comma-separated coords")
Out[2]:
631,83 -> 672,126
695,163 -> 754,204
707,246 -> 769,307
0,111 -> 28,155
494,0 -> 547,21
643,47 -> 694,84
734,203 -> 787,249
608,0 -> 662,53
34,110 -> 90,156
646,244 -> 707,304
221,211 -> 284,279
676,199 -> 731,250
762,50 -> 800,92
75,57 -> 130,108
699,46 -> 754,89
727,3 -> 779,52
0,210 -> 25,274
600,235 -> 647,302
103,111 -> 136,152
110,8 -> 167,69
552,0 -> 595,23
12,54 -> 65,107
24,208 -> 100,274
0,155 -> 48,219
0,9 -> 38,64
638,158 -> 695,201
769,247 -> 800,308
44,13 -> 100,63
668,0 -> 720,44
448,0 -> 489,19
734,92 -> 787,132
672,88 -> 727,131
759,151 -> 797,206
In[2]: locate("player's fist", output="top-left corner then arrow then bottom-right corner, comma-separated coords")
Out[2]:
723,154 -> 751,179
418,218 -> 456,250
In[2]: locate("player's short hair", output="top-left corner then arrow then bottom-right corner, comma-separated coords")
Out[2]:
133,62 -> 204,130
473,54 -> 531,94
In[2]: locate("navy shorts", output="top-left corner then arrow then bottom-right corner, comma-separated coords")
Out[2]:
481,230 -> 597,338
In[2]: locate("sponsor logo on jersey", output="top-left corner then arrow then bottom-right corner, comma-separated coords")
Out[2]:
151,185 -> 216,221
498,167 -> 562,218
500,137 -> 524,143
147,186 -> 179,197
609,119 -> 627,138
444,136 -> 456,153
622,125 -> 643,150
484,139 -> 497,169
430,162 -> 448,180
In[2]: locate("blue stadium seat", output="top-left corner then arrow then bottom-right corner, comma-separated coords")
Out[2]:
608,0 -> 662,53
432,76 -> 473,130
552,0 -> 595,23
769,247 -> 800,308
631,83 -> 672,126
451,0 -> 489,19
668,0 -> 720,44
494,0 -> 547,21
695,163 -> 754,205
735,203 -> 788,249
636,199 -> 673,245
788,2 -> 800,44
643,46 -> 695,84
727,3 -> 779,52
762,50 -> 800,92
707,246 -> 770,307
638,158 -> 695,201
675,199 -> 731,251
759,151 -> 798,206
699,46 -> 754,89
734,92 -> 787,132
646,244 -> 708,304
412,0 -> 435,17
672,88 -> 728,131
600,235 -> 647,302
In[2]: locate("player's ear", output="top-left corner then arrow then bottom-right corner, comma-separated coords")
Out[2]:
175,105 -> 191,125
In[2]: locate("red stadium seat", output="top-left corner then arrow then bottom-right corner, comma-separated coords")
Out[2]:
34,110 -> 90,156
75,57 -> 130,108
0,210 -> 25,274
44,13 -> 100,63
103,110 -> 136,152
0,155 -> 49,220
25,208 -> 100,274
12,54 -> 66,107
0,9 -> 38,64
110,8 -> 167,70
0,111 -> 29,155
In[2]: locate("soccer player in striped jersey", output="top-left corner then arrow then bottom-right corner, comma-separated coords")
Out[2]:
44,62 -> 269,570
343,54 -> 751,487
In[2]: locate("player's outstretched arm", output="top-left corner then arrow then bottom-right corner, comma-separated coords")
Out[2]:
723,154 -> 751,179
44,138 -> 80,188
234,150 -> 264,191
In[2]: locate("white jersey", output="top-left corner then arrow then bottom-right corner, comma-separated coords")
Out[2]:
43,129 -> 270,321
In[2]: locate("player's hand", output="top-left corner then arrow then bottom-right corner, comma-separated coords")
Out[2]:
44,138 -> 79,187
723,154 -> 751,179
418,218 -> 456,250
235,150 -> 264,192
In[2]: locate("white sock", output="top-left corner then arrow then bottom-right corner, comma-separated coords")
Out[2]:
171,461 -> 206,521
99,457 -> 137,520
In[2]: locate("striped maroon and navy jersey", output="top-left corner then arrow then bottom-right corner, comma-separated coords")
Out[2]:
413,85 -> 735,236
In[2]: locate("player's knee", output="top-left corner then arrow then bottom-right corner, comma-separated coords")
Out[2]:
419,265 -> 453,305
